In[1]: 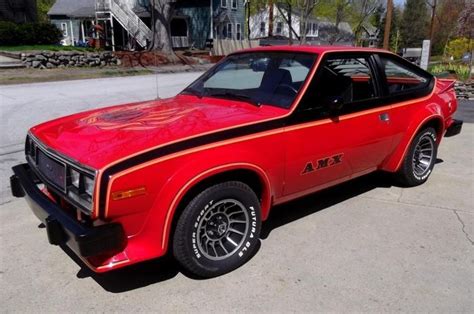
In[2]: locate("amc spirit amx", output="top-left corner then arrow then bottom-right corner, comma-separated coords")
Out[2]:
11,46 -> 462,278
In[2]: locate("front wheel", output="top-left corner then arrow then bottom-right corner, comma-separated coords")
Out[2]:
395,127 -> 438,186
173,181 -> 261,278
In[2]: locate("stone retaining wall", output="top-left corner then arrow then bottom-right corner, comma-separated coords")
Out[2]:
455,81 -> 474,100
20,51 -> 120,69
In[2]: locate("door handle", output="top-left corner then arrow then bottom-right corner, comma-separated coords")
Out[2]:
379,113 -> 390,122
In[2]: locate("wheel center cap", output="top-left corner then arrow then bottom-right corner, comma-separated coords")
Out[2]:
217,222 -> 227,236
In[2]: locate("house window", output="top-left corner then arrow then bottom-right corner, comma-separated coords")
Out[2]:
312,23 -> 318,37
231,0 -> 237,9
221,0 -> 227,8
227,23 -> 233,39
60,22 -> 68,37
236,23 -> 241,40
276,22 -> 282,34
260,22 -> 265,35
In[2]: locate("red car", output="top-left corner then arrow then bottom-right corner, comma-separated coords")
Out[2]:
11,46 -> 462,278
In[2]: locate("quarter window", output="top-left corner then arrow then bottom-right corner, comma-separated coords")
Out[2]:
380,56 -> 429,94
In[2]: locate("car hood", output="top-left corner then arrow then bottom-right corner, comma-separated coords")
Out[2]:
30,94 -> 287,170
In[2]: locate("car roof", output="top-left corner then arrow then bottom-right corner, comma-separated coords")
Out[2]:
233,45 -> 392,55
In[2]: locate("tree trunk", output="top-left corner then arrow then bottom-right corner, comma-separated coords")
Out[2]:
151,1 -> 175,55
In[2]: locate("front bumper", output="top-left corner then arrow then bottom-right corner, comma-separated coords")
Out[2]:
445,119 -> 463,137
10,163 -> 126,258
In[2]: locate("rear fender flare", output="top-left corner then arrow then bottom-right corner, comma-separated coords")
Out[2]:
382,113 -> 444,172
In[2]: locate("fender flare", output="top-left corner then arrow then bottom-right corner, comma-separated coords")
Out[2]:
160,162 -> 272,249
382,114 -> 444,172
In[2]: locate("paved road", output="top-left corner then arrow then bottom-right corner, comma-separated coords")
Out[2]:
0,75 -> 473,312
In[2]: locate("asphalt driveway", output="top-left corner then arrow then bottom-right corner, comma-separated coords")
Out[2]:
0,75 -> 472,312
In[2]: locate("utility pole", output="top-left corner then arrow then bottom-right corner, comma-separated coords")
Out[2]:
428,0 -> 437,58
383,0 -> 393,50
269,0 -> 274,37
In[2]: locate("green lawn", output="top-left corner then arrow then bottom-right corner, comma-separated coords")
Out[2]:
0,45 -> 97,52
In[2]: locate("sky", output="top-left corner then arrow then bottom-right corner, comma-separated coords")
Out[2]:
394,0 -> 406,6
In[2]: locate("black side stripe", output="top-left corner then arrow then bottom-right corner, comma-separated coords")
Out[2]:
99,118 -> 286,215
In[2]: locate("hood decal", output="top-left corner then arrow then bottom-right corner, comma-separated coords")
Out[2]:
79,103 -> 199,131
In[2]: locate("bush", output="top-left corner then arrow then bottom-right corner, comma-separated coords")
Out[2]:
0,22 -> 62,46
0,21 -> 19,45
445,38 -> 473,60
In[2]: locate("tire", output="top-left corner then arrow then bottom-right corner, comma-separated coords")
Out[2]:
172,181 -> 262,278
396,127 -> 438,186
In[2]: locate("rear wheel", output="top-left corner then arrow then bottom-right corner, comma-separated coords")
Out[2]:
173,181 -> 261,278
396,127 -> 438,186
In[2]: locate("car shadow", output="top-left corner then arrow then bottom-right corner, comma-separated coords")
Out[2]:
63,171 -> 396,292
260,171 -> 393,239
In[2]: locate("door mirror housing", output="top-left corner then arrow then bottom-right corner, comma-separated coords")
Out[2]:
325,96 -> 344,114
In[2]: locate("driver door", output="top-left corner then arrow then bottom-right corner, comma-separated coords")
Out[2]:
283,53 -> 394,196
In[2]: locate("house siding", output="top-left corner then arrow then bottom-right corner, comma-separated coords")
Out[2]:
213,0 -> 246,40
175,1 -> 211,49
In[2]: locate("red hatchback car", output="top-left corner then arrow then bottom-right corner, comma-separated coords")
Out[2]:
11,46 -> 462,278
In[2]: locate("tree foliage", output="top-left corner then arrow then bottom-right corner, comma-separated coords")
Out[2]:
37,0 -> 55,23
400,0 -> 429,48
445,37 -> 473,59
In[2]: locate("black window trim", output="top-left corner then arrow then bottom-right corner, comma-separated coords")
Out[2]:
294,51 -> 384,121
293,51 -> 435,122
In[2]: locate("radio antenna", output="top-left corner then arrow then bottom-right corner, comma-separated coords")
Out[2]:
150,0 -> 160,100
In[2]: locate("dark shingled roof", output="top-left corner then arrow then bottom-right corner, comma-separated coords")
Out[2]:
48,0 -> 96,17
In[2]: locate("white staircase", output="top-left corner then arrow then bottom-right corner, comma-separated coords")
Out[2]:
95,0 -> 152,48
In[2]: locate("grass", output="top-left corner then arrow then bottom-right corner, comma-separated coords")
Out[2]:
0,67 -> 153,85
0,45 -> 97,52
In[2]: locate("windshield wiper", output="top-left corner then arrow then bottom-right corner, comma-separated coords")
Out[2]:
207,91 -> 261,107
181,88 -> 203,98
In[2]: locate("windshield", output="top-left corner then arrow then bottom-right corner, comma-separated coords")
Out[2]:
182,52 -> 317,108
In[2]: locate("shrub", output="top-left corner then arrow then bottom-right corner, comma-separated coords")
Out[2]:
445,38 -> 473,60
0,22 -> 62,46
0,21 -> 19,45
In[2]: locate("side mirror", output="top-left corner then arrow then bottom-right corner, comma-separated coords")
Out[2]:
325,96 -> 344,114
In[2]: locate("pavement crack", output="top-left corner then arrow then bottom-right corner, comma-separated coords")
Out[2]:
453,210 -> 474,246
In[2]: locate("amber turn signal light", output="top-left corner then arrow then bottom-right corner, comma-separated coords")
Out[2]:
112,187 -> 147,201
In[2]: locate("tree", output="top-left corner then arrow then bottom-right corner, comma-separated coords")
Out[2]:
149,0 -> 177,54
456,0 -> 474,80
379,2 -> 402,51
430,0 -> 464,56
37,0 -> 55,23
350,0 -> 381,46
400,0 -> 429,48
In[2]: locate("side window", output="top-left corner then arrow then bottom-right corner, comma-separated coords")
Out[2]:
299,55 -> 377,113
380,56 -> 429,94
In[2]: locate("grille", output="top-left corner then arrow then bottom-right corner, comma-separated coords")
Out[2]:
36,149 -> 66,191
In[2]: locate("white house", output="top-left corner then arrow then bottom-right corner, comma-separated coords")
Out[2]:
249,3 -> 354,45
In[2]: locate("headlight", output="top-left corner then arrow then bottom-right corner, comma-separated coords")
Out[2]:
70,168 -> 80,189
83,176 -> 94,197
67,167 -> 95,212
